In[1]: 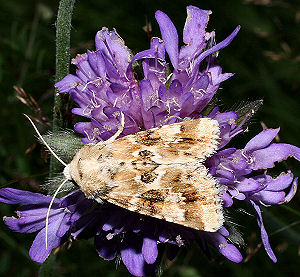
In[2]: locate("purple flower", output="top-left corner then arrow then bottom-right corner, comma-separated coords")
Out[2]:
1,5 -> 299,277
206,127 -> 300,261
0,188 -> 92,262
55,6 -> 240,143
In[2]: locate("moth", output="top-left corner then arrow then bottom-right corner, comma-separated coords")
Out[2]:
27,115 -> 223,247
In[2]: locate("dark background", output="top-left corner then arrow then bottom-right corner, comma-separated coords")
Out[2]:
0,0 -> 299,276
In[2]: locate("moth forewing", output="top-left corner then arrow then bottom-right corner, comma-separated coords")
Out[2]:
67,118 -> 224,232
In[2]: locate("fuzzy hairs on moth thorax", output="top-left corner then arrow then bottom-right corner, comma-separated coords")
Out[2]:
25,112 -> 224,249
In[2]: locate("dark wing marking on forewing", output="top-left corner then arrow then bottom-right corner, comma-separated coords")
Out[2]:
95,164 -> 223,232
106,118 -> 220,165
72,118 -> 222,231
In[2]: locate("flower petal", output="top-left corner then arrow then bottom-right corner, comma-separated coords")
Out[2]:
183,6 -> 210,48
179,7 -> 211,69
205,232 -> 243,263
142,237 -> 158,264
222,192 -> 233,207
218,227 -> 230,237
87,50 -> 107,79
251,143 -> 300,170
237,178 -> 264,192
4,208 -> 61,234
244,128 -> 280,152
250,201 -> 277,262
72,53 -> 97,81
155,10 -> 179,70
193,26 -> 240,71
282,177 -> 298,203
252,190 -> 285,205
95,28 -> 131,74
219,244 -> 243,263
0,188 -> 56,205
29,212 -> 66,263
55,74 -> 83,92
121,236 -> 156,277
56,213 -> 72,237
265,173 -> 294,191
126,49 -> 156,77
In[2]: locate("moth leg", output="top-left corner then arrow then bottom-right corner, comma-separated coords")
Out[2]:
101,112 -> 125,144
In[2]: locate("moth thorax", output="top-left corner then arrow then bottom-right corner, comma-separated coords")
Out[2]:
68,145 -> 119,198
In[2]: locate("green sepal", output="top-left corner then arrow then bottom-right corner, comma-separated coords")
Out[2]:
42,129 -> 84,163
42,173 -> 77,194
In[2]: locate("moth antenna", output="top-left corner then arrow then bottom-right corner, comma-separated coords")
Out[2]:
45,178 -> 68,249
103,112 -> 125,144
24,114 -> 67,167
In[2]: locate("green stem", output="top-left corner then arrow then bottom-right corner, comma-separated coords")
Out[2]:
40,1 -> 76,275
50,0 -> 76,174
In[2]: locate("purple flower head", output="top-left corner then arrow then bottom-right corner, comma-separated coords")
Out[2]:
1,5 -> 299,277
55,6 -> 240,143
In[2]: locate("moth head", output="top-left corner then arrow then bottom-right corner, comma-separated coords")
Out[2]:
63,164 -> 72,181
24,113 -> 124,248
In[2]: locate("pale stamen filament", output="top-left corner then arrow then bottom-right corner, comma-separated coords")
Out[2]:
102,112 -> 125,144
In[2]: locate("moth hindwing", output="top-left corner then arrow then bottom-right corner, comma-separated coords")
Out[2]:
67,118 -> 223,232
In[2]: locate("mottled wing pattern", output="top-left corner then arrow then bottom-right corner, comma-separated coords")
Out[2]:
70,118 -> 223,231
110,117 -> 220,164
100,164 -> 223,232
